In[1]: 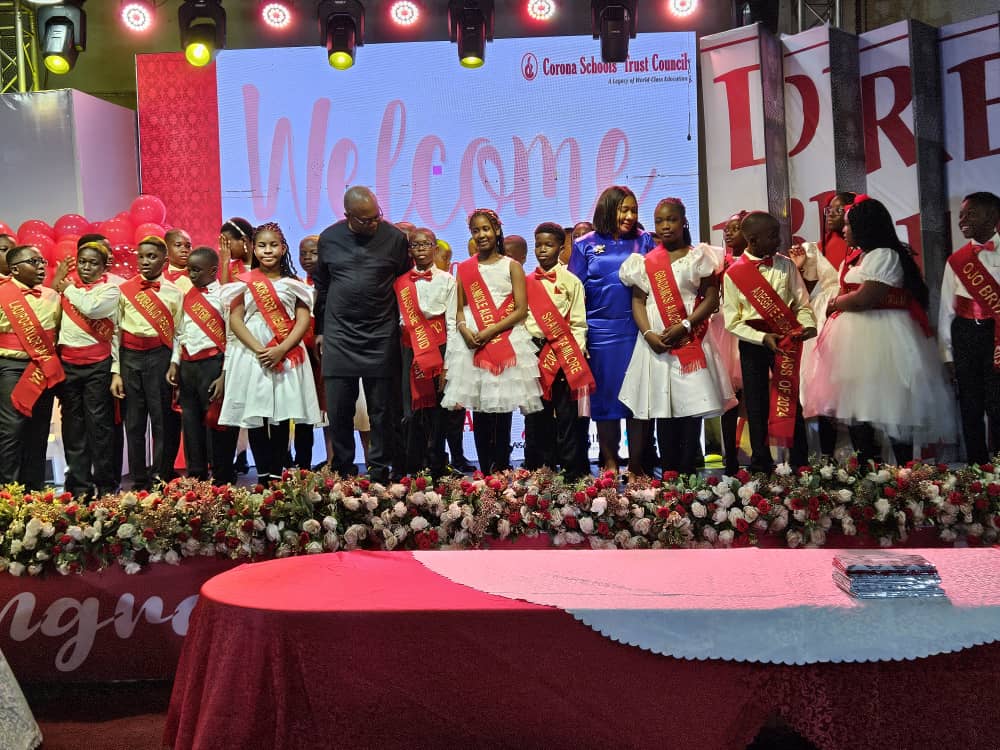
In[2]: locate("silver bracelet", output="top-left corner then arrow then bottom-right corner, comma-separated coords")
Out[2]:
642,329 -> 655,338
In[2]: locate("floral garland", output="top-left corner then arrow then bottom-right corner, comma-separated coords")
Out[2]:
0,456 -> 997,577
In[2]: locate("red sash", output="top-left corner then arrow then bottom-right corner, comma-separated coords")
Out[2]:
457,258 -> 516,375
0,284 -> 64,416
525,274 -> 595,402
644,246 -> 707,373
238,271 -> 305,368
726,257 -> 803,448
119,277 -> 175,349
182,286 -> 227,357
395,272 -> 447,410
831,249 -> 931,336
949,242 -> 1000,369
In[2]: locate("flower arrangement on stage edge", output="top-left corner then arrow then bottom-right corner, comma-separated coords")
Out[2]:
0,457 -> 997,577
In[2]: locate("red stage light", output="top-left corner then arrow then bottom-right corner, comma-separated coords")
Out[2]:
261,2 -> 292,29
668,0 -> 697,17
121,1 -> 154,32
527,0 -> 555,21
390,1 -> 419,26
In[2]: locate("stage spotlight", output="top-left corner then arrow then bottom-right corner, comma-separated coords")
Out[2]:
448,1 -> 494,69
261,1 -> 292,29
178,0 -> 226,67
526,0 -> 555,21
38,2 -> 86,75
120,1 -> 154,32
668,0 -> 696,16
389,1 -> 418,26
318,0 -> 364,70
591,1 -> 637,64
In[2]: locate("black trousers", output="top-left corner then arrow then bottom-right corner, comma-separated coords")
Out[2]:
472,411 -> 512,474
400,345 -> 447,476
248,421 -> 291,480
177,355 -> 237,484
738,340 -> 808,472
0,358 -> 55,491
326,374 -> 401,482
953,316 -> 1000,465
293,422 -> 314,469
656,416 -> 703,476
445,408 -> 470,463
120,345 -> 175,488
523,368 -> 589,479
59,358 -> 116,496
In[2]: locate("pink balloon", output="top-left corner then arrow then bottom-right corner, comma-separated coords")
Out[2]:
130,194 -> 167,226
17,220 -> 54,241
101,219 -> 133,247
54,214 -> 90,239
133,222 -> 165,244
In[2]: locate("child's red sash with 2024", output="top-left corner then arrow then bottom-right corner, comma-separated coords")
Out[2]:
0,284 -> 64,416
457,259 -> 516,375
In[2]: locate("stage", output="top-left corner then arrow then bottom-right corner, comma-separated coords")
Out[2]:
164,548 -> 1000,750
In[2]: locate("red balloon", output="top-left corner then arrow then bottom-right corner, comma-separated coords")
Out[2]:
133,222 -> 165,244
53,238 -> 78,263
54,214 -> 89,239
18,229 -> 53,248
0,221 -> 14,240
130,194 -> 167,226
101,219 -> 133,246
26,235 -> 55,261
17,220 -> 54,241
86,222 -> 104,235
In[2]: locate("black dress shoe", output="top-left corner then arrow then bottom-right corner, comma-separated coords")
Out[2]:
234,450 -> 249,475
450,460 -> 476,473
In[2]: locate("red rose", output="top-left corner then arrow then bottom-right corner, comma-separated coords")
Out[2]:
58,533 -> 73,545
936,463 -> 949,472
65,504 -> 78,516
982,463 -> 995,473
949,491 -> 964,506
573,491 -> 586,504
597,521 -> 610,536
848,456 -> 859,470
808,496 -> 820,511
415,477 -> 427,490
508,511 -> 522,525
971,481 -> 983,493
586,485 -> 599,498
564,515 -> 578,529
416,533 -> 432,550
662,470 -> 679,481
967,534 -> 982,546
281,469 -> 292,481
650,479 -> 662,489
227,508 -> 237,518
975,498 -> 989,510
707,476 -> 720,486
757,499 -> 771,514
849,506 -> 862,520
603,470 -> 615,480
540,510 -> 551,521
856,521 -> 869,536
359,479 -> 370,490
460,481 -> 473,494
54,518 -> 68,532
226,537 -> 240,549
924,505 -> 937,518
213,530 -> 226,542
401,476 -> 412,487
263,496 -> 276,507
862,506 -> 875,520
736,469 -> 751,483
488,479 -> 502,491
797,466 -> 810,476
655,505 -> 670,518
299,532 -> 311,545
808,509 -> 820,521
988,483 -> 1000,497
325,478 -> 335,489
189,516 -> 202,528
883,487 -> 897,498
539,498 -> 550,510
242,519 -> 254,532
185,491 -> 197,502
109,543 -> 123,556
681,492 -> 694,506
428,529 -> 439,543
790,497 -> 805,511
525,494 -> 538,507
52,544 -> 63,554
142,528 -> 155,540
254,484 -> 264,493
177,532 -> 189,542
600,477 -> 615,489
300,468 -> 309,478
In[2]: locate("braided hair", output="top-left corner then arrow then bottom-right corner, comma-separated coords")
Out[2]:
654,197 -> 693,246
468,208 -> 505,256
252,222 -> 298,278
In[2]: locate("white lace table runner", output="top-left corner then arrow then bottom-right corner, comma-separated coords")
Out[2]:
413,548 -> 1000,664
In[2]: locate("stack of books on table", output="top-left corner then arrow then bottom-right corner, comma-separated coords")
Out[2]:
833,552 -> 945,599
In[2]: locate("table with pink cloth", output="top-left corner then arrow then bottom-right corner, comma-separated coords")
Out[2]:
165,548 -> 1000,750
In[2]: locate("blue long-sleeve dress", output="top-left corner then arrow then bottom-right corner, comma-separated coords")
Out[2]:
567,230 -> 655,421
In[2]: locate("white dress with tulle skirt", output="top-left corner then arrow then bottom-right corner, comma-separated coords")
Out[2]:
219,277 -> 322,428
442,256 -> 542,414
617,244 -> 736,419
804,247 -> 957,443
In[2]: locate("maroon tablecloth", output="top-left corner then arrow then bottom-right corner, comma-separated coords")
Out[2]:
165,551 -> 1000,749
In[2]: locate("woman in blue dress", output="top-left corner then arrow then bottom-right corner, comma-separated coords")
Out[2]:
568,185 -> 655,473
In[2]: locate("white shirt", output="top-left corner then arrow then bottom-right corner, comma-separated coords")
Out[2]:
938,231 -> 1000,363
58,278 -> 120,348
401,266 -> 457,336
722,252 -> 816,344
171,281 -> 230,365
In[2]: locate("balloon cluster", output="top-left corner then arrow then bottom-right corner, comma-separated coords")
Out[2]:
0,195 -> 169,282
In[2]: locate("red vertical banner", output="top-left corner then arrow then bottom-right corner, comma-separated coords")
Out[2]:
940,14 -> 1000,252
135,53 -> 223,247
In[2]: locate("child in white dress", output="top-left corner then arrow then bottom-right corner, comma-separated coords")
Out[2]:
619,198 -> 734,476
805,197 -> 955,464
442,208 -> 541,473
220,222 -> 321,481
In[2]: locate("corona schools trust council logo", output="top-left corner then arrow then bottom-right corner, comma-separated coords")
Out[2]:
521,52 -> 538,81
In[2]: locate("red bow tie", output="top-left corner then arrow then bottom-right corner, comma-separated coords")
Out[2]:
534,268 -> 557,282
79,274 -> 108,290
22,287 -> 41,298
975,241 -> 996,253
139,279 -> 161,291
410,270 -> 433,281
751,256 -> 773,268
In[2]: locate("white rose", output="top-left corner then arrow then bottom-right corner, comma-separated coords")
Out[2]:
697,489 -> 712,501
718,492 -> 736,509
124,562 -> 142,575
120,492 -> 138,507
305,541 -> 323,554
22,537 -> 36,551
775,462 -> 792,476
633,517 -> 652,536
718,529 -> 735,546
786,530 -> 803,548
184,537 -> 201,553
67,525 -> 84,541
496,519 -> 511,539
809,528 -> 826,546
939,528 -> 957,543
820,465 -> 834,479
712,507 -> 728,525
27,564 -> 43,576
591,497 -> 608,516
874,498 -> 891,521
266,523 -> 280,542
25,518 -> 41,537
364,495 -> 379,512
322,516 -> 338,532
7,562 -> 25,577
727,507 -> 744,526
793,509 -> 806,523
691,501 -> 707,518
968,522 -> 985,537
875,469 -> 891,484
117,523 -> 136,539
579,516 -> 595,534
614,530 -> 631,547
769,514 -> 788,533
837,489 -> 852,503
164,550 -> 180,565
743,506 -> 759,524
393,502 -> 408,518
9,540 -> 22,556
41,523 -> 56,538
389,483 -> 406,498
549,508 -> 563,526
837,468 -> 850,482
410,492 -> 426,506
879,536 -> 894,547
410,516 -> 429,532
841,518 -> 856,536
702,526 -> 719,543
382,531 -> 397,551
34,550 -> 50,561
737,484 -> 756,501
301,519 -> 321,535
343,496 -> 361,511
830,505 -> 845,520
308,491 -> 322,505
632,505 -> 645,518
